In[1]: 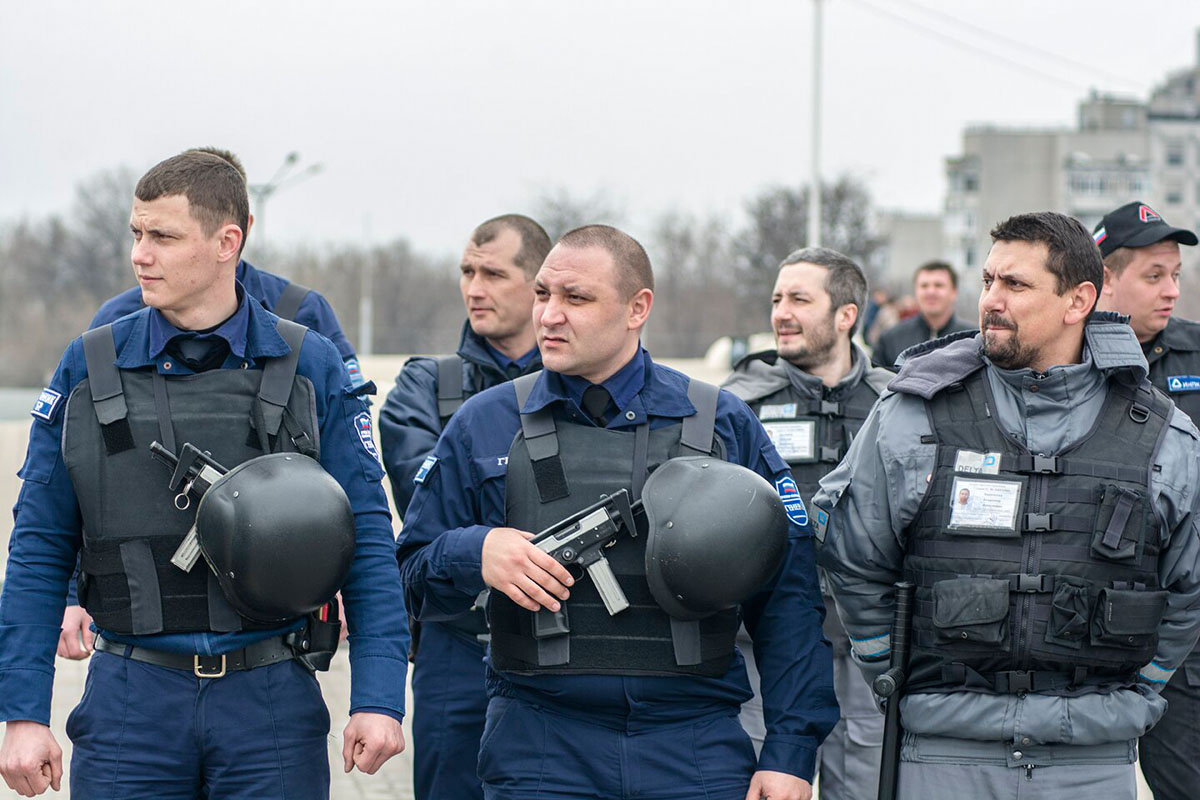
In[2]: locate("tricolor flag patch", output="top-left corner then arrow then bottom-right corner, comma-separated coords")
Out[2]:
354,412 -> 381,463
1093,226 -> 1107,246
31,388 -> 62,422
775,475 -> 809,527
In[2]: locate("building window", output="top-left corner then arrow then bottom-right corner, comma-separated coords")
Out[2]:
963,174 -> 979,192
1166,185 -> 1184,205
1166,140 -> 1185,166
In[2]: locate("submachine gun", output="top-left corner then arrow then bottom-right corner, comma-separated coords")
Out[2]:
529,489 -> 639,639
874,581 -> 915,800
149,441 -> 343,672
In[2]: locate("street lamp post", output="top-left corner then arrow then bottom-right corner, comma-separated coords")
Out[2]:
247,152 -> 323,244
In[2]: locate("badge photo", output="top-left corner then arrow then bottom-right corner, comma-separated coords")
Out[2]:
948,475 -> 1024,534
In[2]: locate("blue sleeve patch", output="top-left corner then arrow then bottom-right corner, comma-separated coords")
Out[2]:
775,475 -> 808,527
1167,376 -> 1200,393
414,455 -> 437,484
354,411 -> 382,464
344,356 -> 366,388
31,388 -> 62,422
813,507 -> 829,542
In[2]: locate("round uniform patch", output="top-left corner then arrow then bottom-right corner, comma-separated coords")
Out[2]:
775,475 -> 808,527
354,411 -> 381,463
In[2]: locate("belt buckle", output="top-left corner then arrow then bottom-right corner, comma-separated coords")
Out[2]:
194,654 -> 226,678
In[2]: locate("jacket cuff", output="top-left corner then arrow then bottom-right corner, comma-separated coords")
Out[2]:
347,649 -> 409,717
445,526 -> 490,596
0,668 -> 54,725
758,736 -> 818,782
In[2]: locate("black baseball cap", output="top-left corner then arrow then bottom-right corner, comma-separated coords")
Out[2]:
1092,200 -> 1198,258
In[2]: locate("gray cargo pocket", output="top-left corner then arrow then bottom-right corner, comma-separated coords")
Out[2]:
1045,579 -> 1089,649
1090,587 -> 1167,649
1090,485 -> 1148,562
933,577 -> 1010,645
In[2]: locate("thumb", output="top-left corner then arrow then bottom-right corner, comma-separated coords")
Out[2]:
342,730 -> 357,773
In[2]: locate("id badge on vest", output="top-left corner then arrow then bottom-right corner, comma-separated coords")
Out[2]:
948,474 -> 1024,537
759,404 -> 817,464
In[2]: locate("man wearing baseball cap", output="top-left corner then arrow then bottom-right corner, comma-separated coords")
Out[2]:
1094,200 -> 1200,800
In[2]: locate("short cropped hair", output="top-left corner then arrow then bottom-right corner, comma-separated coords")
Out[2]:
184,147 -> 248,184
556,224 -> 654,299
472,214 -> 552,277
135,152 -> 250,246
779,247 -> 868,335
1102,246 -> 1137,277
914,260 -> 958,289
990,212 -> 1103,297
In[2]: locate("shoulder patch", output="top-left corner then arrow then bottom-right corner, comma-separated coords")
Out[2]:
414,454 -> 437,484
813,506 -> 829,542
31,387 -> 62,422
354,411 -> 381,464
344,357 -> 365,388
775,475 -> 809,527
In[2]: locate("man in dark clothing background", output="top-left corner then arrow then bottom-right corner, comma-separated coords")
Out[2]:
872,260 -> 973,369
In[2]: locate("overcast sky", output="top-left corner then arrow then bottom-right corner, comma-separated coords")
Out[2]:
3,0 -> 1199,259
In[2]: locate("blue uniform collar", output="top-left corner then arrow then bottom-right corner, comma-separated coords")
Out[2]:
117,282 -> 290,369
520,347 -> 696,423
458,319 -> 541,374
484,339 -> 539,372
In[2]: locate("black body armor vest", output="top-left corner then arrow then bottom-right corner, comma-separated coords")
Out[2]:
904,370 -> 1172,695
487,374 -> 739,677
62,321 -> 321,636
1146,318 -> 1200,428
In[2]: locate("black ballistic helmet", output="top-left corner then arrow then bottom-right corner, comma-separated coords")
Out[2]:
196,452 -> 355,622
642,456 -> 788,620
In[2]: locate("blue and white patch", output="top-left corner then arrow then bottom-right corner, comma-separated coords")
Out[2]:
759,402 -> 798,420
414,455 -> 437,484
813,507 -> 830,542
344,357 -> 365,388
1167,375 -> 1200,393
354,412 -> 381,463
775,476 -> 808,527
31,387 -> 62,422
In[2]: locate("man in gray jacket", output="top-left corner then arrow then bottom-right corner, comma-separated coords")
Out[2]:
724,247 -> 891,799
815,212 -> 1200,799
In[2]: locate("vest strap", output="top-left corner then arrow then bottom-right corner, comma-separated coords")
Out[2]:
436,355 -> 465,420
272,281 -> 311,322
256,319 -> 307,443
681,379 -> 719,454
514,373 -> 569,503
82,325 -> 134,455
121,539 -> 164,635
151,373 -> 177,455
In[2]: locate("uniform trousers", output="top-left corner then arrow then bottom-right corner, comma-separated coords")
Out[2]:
68,650 -> 330,800
410,622 -> 489,800
1139,648 -> 1200,800
477,696 -> 757,800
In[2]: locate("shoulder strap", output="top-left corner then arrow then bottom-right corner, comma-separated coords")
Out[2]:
680,379 -> 719,455
256,319 -> 307,446
513,373 -> 570,503
272,281 -> 311,322
436,355 -> 466,421
82,325 -> 134,455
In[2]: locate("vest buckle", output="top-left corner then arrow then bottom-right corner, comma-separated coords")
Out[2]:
818,400 -> 841,416
1129,404 -> 1150,424
1024,513 -> 1052,532
1000,670 -> 1033,694
1031,455 -> 1060,474
194,654 -> 227,678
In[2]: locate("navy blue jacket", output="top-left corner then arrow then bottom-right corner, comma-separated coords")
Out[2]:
396,348 -> 837,781
91,259 -> 363,386
1,290 -> 408,725
378,321 -> 540,517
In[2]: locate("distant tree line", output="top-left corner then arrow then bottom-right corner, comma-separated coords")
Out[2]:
0,167 -> 883,386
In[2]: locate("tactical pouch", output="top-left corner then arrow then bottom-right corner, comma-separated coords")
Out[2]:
1090,587 -> 1167,650
1090,485 -> 1148,562
1045,579 -> 1090,649
932,577 -> 1010,646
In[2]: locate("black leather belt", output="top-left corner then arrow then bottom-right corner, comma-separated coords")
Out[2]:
94,634 -> 296,678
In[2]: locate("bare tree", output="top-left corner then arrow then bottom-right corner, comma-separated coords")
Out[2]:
532,186 -> 626,240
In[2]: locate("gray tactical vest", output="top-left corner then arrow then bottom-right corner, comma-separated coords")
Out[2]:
62,320 -> 320,636
487,373 -> 740,677
904,369 -> 1172,695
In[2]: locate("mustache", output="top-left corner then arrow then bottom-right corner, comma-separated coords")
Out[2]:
981,312 -> 1015,331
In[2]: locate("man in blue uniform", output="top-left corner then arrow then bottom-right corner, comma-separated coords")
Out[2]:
1092,200 -> 1200,800
0,151 -> 408,799
379,214 -> 547,800
397,224 -> 837,800
59,147 -> 364,662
